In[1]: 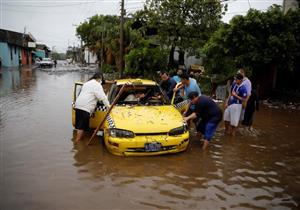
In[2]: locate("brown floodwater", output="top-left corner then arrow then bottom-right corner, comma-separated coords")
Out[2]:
0,67 -> 300,210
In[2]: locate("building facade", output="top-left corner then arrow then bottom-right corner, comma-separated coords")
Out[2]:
35,44 -> 51,59
0,42 -> 21,67
283,0 -> 299,14
21,33 -> 36,66
0,29 -> 36,68
84,47 -> 97,64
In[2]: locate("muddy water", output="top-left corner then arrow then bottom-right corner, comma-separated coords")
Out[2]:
0,67 -> 299,210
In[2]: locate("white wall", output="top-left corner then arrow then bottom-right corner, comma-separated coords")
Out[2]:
283,0 -> 299,14
84,48 -> 97,64
173,47 -> 202,69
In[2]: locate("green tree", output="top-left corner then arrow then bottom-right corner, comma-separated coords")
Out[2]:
203,6 -> 300,91
138,0 -> 225,66
77,14 -> 143,72
76,15 -> 121,68
125,39 -> 168,77
51,52 -> 66,60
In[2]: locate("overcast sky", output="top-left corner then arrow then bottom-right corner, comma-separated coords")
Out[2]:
0,0 -> 283,52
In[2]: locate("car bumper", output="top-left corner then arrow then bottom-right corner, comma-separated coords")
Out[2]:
104,132 -> 189,156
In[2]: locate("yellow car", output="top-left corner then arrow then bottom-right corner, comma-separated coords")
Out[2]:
72,79 -> 189,156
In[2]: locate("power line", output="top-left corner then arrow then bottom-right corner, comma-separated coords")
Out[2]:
247,0 -> 252,9
2,0 -> 144,1
1,8 -> 80,14
3,0 -> 94,2
220,0 -> 238,4
226,8 -> 268,15
72,0 -> 90,25
2,1 -> 97,7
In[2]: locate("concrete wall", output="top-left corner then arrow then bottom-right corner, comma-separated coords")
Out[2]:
185,55 -> 202,69
21,49 -> 32,66
0,42 -> 9,67
173,49 -> 202,69
283,0 -> 299,14
0,42 -> 21,67
84,48 -> 97,64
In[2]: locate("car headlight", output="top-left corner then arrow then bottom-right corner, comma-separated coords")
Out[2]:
169,124 -> 188,136
108,128 -> 135,138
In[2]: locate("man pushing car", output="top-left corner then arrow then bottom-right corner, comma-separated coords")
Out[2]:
184,92 -> 222,150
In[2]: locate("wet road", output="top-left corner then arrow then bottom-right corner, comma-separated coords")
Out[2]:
0,67 -> 300,210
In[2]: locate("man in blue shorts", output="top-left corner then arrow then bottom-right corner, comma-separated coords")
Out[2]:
184,92 -> 223,150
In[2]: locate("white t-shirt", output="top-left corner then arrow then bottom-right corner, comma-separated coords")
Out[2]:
124,94 -> 138,101
242,77 -> 252,97
75,79 -> 110,113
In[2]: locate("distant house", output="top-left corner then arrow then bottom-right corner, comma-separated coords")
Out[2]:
283,0 -> 299,14
0,28 -> 36,67
173,47 -> 203,70
66,46 -> 81,63
84,47 -> 97,64
35,44 -> 51,59
22,33 -> 36,66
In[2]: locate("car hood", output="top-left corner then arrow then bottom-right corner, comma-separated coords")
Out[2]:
109,105 -> 184,133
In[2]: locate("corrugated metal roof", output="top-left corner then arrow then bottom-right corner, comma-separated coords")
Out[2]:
0,29 -> 24,47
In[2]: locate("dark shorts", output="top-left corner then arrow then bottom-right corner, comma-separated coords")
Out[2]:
196,120 -> 220,141
75,109 -> 90,131
242,107 -> 255,126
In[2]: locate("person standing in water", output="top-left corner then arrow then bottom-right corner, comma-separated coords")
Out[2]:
184,92 -> 223,150
74,72 -> 110,142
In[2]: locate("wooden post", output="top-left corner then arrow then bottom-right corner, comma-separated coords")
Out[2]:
87,84 -> 127,145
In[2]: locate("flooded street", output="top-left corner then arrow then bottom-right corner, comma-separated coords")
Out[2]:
1,67 -> 300,210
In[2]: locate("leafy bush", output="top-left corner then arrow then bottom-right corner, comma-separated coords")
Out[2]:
125,41 -> 169,77
101,64 -> 116,74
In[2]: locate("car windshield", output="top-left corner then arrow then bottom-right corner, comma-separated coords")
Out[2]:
114,84 -> 170,106
42,58 -> 51,61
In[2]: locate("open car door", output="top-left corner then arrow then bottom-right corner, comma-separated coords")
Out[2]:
171,83 -> 189,113
72,82 -> 107,130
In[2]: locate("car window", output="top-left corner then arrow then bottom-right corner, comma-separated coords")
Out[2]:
114,84 -> 170,106
108,84 -> 118,103
74,84 -> 82,101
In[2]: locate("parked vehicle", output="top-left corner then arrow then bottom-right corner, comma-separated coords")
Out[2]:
39,58 -> 54,68
34,58 -> 41,65
72,79 -> 190,156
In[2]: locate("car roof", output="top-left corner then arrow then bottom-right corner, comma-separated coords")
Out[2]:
74,79 -> 157,86
116,78 -> 157,86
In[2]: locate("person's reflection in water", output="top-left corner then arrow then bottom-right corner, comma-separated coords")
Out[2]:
71,130 -> 108,180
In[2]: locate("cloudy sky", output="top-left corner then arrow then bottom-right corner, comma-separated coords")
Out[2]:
0,0 -> 283,52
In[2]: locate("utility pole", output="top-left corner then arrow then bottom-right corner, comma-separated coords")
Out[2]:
247,0 -> 251,9
120,0 -> 125,78
80,39 -> 83,65
101,28 -> 104,70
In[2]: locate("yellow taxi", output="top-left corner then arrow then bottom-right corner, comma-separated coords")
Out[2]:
72,79 -> 189,156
